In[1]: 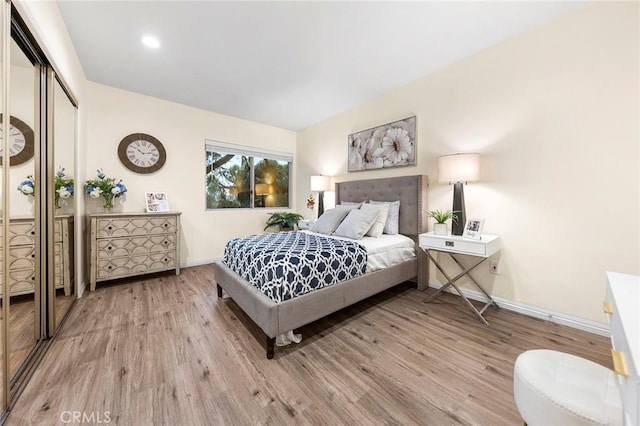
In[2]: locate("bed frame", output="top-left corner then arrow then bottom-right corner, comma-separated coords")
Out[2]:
214,175 -> 429,358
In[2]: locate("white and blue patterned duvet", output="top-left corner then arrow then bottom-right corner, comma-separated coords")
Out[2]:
223,231 -> 367,303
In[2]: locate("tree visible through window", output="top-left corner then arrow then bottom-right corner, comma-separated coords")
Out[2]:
205,142 -> 291,209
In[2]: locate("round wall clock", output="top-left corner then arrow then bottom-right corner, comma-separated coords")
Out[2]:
0,115 -> 35,166
118,133 -> 167,174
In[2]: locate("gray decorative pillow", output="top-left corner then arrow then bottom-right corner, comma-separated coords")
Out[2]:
332,208 -> 379,240
309,208 -> 350,235
370,200 -> 400,234
361,203 -> 389,238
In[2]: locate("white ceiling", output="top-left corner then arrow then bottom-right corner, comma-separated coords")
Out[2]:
57,1 -> 586,131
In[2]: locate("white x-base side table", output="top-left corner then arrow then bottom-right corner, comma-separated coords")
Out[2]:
419,232 -> 502,325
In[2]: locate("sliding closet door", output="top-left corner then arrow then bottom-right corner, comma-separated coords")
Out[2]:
7,34 -> 40,382
0,0 -> 6,411
0,4 -> 78,415
51,75 -> 76,331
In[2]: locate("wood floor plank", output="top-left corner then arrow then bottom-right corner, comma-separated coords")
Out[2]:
5,264 -> 611,425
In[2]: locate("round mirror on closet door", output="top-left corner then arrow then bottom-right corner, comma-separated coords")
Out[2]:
52,76 -> 76,330
7,36 -> 39,381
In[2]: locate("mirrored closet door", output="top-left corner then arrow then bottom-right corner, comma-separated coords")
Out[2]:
6,32 -> 40,385
51,75 -> 76,332
0,3 -> 79,416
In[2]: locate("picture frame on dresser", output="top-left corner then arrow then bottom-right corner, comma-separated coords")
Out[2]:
462,218 -> 484,240
145,192 -> 170,212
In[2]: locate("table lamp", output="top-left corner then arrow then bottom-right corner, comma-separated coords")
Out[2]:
310,175 -> 332,217
438,153 -> 480,235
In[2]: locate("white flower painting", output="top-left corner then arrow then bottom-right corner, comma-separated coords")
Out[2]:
348,116 -> 416,172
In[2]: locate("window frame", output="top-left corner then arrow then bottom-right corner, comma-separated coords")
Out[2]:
205,140 -> 293,210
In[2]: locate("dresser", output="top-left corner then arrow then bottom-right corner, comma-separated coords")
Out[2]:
0,215 -> 74,297
605,272 -> 639,426
88,212 -> 181,291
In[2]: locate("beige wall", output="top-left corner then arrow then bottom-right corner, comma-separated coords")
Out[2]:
15,1 -> 639,324
296,2 -> 639,323
85,82 -> 297,265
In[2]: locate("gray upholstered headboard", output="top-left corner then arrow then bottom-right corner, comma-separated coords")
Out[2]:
335,175 -> 428,237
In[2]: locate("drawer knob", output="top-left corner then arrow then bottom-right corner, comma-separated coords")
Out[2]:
108,226 -> 112,230
603,301 -> 613,315
611,349 -> 628,377
31,276 -> 35,280
164,240 -> 168,245
30,231 -> 35,235
108,246 -> 112,250
108,266 -> 112,270
31,254 -> 35,258
164,223 -> 168,227
164,258 -> 168,262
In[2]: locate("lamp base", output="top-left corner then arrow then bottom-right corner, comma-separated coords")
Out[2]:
318,191 -> 325,218
451,182 -> 466,236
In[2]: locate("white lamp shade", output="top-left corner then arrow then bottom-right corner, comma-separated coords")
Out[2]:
310,175 -> 332,192
438,153 -> 480,183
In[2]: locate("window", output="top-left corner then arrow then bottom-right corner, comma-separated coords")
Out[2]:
205,141 -> 292,209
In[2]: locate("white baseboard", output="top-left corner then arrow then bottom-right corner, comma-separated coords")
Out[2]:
428,279 -> 609,337
180,257 -> 221,268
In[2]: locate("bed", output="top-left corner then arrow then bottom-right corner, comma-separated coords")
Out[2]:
213,174 -> 429,358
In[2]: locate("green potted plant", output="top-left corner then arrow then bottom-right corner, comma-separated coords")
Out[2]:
264,212 -> 304,231
427,209 -> 458,236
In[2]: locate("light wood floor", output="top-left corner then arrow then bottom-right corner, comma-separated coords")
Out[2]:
6,264 -> 610,425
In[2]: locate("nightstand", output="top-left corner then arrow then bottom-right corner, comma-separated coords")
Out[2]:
298,219 -> 315,230
419,232 -> 501,325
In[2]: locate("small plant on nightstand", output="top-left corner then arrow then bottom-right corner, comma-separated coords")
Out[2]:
427,209 -> 458,236
264,212 -> 304,232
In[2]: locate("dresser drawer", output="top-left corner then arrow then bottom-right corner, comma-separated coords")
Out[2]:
96,216 -> 177,238
419,233 -> 501,257
96,235 -> 176,259
53,219 -> 63,242
5,245 -> 36,270
0,268 -> 36,295
96,251 -> 176,279
0,221 -> 36,246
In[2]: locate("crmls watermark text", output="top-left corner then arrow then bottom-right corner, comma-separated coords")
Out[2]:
60,411 -> 112,424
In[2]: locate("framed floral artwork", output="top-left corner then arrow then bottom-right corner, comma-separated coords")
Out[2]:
348,116 -> 416,172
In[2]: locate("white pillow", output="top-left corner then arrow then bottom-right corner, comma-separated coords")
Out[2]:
361,203 -> 389,238
370,200 -> 400,234
332,208 -> 379,240
309,208 -> 350,235
340,201 -> 363,209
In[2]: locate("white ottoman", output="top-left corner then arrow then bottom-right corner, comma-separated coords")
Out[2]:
514,349 -> 623,426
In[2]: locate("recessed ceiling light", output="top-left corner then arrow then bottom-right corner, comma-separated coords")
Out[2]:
142,35 -> 160,49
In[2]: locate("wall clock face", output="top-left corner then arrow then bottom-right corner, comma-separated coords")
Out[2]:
118,133 -> 167,174
0,115 -> 35,166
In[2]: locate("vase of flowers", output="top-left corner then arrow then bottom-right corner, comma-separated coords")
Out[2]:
54,168 -> 74,209
17,167 -> 74,209
84,169 -> 127,211
306,194 -> 316,210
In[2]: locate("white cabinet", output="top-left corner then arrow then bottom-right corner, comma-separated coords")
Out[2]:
605,271 -> 639,426
419,232 -> 501,257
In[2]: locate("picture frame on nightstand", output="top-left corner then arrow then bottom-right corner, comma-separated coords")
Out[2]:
462,218 -> 484,240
